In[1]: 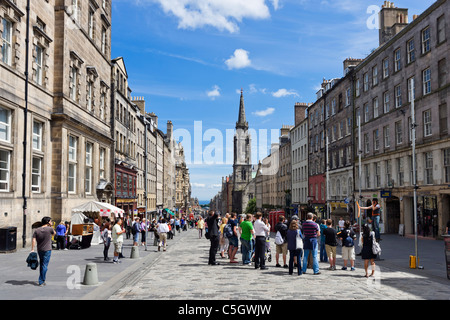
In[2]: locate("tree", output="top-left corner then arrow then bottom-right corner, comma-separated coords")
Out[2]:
245,198 -> 257,214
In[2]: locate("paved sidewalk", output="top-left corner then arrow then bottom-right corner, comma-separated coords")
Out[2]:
0,229 -> 448,300
0,229 -> 189,300
110,231 -> 450,300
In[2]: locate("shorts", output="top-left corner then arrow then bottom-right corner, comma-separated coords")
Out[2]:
113,241 -> 123,254
276,243 -> 288,255
341,246 -> 355,260
325,244 -> 337,259
228,235 -> 238,248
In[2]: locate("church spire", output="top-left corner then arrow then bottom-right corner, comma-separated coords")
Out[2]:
236,88 -> 248,129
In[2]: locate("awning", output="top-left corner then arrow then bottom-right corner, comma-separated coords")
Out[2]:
164,208 -> 175,216
71,201 -> 124,217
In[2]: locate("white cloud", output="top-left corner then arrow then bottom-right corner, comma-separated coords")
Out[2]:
272,88 -> 299,98
191,182 -> 206,188
253,107 -> 275,117
225,49 -> 252,70
207,85 -> 221,99
153,0 -> 271,33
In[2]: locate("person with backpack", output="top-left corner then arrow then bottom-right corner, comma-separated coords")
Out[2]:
274,215 -> 288,268
227,212 -> 239,264
337,220 -> 356,271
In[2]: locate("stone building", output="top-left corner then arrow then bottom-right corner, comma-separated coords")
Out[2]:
291,103 -> 309,219
354,0 -> 449,237
111,57 -> 137,216
324,59 -> 361,221
175,141 -> 191,215
277,125 -> 293,210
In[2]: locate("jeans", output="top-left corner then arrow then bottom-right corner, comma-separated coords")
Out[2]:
372,215 -> 381,240
103,238 -> 111,260
302,238 -> 319,274
320,240 -> 328,262
38,250 -> 52,285
240,238 -> 253,264
289,249 -> 303,275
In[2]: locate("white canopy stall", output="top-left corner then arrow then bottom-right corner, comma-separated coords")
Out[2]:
70,201 -> 124,246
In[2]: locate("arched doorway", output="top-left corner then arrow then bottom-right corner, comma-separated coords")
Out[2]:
386,196 -> 400,234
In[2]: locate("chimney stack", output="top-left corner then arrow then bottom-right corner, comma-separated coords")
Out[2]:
379,2 -> 409,46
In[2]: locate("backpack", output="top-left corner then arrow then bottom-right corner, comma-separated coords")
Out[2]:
132,222 -> 139,235
223,224 -> 233,238
275,231 -> 284,245
343,230 -> 354,247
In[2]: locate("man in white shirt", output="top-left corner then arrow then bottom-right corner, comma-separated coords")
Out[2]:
253,212 -> 270,270
157,219 -> 170,251
112,218 -> 126,264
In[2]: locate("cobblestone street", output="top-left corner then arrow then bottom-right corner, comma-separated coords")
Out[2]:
109,229 -> 450,300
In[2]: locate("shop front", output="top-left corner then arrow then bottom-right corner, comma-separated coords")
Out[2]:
115,164 -> 137,219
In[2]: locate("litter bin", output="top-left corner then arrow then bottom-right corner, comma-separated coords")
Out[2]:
0,227 -> 17,252
444,235 -> 450,280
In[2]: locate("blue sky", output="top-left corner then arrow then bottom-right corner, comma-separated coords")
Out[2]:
111,0 -> 436,201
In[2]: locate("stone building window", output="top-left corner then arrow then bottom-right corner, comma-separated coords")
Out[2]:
1,17 -> 12,65
421,27 -> 431,54
0,106 -> 11,142
31,157 -> 42,193
69,51 -> 84,102
0,149 -> 10,192
407,39 -> 415,64
85,142 -> 93,194
68,135 -> 78,193
437,15 -> 446,44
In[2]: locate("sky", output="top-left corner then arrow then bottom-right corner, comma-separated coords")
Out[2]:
110,0 -> 436,202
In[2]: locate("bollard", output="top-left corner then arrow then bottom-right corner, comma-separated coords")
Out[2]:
130,245 -> 140,259
83,263 -> 98,286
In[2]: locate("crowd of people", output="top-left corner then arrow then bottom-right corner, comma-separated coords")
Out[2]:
202,209 -> 381,278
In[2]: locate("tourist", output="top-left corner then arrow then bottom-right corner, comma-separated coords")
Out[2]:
112,217 -> 126,264
360,198 -> 382,241
157,219 -> 170,252
206,211 -> 220,265
239,214 -> 254,265
55,221 -> 67,250
301,212 -> 320,275
101,222 -> 112,261
219,217 -> 229,258
141,218 -> 147,246
323,219 -> 338,270
361,224 -> 377,277
286,219 -> 303,276
228,212 -> 239,264
31,217 -> 56,286
338,220 -> 357,271
197,216 -> 205,239
319,219 -> 328,263
253,212 -> 270,270
274,215 -> 288,268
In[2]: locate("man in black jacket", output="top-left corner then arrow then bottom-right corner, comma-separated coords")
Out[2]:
206,211 -> 220,265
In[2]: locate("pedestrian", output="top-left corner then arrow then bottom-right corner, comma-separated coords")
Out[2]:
319,219 -> 328,263
360,198 -> 382,241
446,220 -> 450,235
175,218 -> 180,233
228,212 -> 239,264
157,218 -> 169,252
274,215 -> 288,268
197,216 -> 205,239
301,212 -> 320,275
101,222 -> 112,261
253,212 -> 270,270
131,217 -> 141,246
338,220 -> 357,271
338,217 -> 345,232
219,217 -> 229,258
125,215 -> 132,239
239,213 -> 255,265
112,218 -> 126,264
361,224 -> 377,277
31,217 -> 55,286
206,211 -> 220,265
286,219 -> 303,276
55,221 -> 67,250
323,219 -> 338,270
140,218 -> 147,246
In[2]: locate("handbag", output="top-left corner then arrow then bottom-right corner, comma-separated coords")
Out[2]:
296,230 -> 303,250
371,232 -> 381,255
